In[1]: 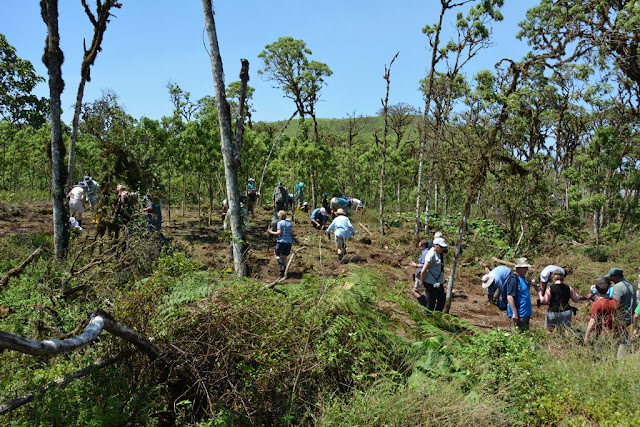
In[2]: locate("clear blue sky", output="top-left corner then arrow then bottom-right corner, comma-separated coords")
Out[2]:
0,1 -> 537,124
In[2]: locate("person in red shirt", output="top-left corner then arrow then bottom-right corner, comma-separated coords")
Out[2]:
584,276 -> 622,345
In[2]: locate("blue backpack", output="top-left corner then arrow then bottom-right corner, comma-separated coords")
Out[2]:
496,274 -> 515,311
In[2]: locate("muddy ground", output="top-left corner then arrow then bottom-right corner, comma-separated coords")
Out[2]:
1,200 -> 579,332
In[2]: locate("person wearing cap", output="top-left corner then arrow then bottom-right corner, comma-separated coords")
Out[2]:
300,201 -> 310,213
310,206 -> 328,229
350,197 -> 364,212
83,175 -> 100,211
67,183 -> 86,227
419,237 -> 448,311
607,267 -> 637,358
504,257 -> 534,331
246,178 -> 258,215
294,181 -> 305,208
326,208 -> 356,262
538,269 -> 580,333
482,265 -> 512,304
268,210 -> 293,278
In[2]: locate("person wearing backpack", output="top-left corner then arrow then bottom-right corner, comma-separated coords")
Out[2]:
482,265 -> 512,304
505,257 -> 535,331
419,237 -> 448,311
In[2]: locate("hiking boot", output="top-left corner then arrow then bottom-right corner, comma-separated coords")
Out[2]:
279,269 -> 285,278
338,252 -> 344,262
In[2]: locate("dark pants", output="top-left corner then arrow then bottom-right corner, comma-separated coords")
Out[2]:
425,282 -> 446,311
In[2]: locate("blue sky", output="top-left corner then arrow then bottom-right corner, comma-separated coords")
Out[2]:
1,1 -> 537,124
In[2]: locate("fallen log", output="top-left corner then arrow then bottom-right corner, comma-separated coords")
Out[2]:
0,311 -> 160,360
0,245 -> 44,291
261,246 -> 307,291
491,257 -> 516,267
358,222 -> 374,240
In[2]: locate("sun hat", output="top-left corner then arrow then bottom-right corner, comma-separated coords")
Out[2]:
482,272 -> 495,289
514,257 -> 532,268
433,237 -> 447,248
248,178 -> 255,182
83,175 -> 91,181
277,182 -> 283,187
434,231 -> 443,239
605,267 -> 623,277
336,208 -> 345,215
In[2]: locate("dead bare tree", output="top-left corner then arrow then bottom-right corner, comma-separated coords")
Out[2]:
66,0 -> 122,190
377,52 -> 399,236
40,0 -> 69,258
201,0 -> 248,276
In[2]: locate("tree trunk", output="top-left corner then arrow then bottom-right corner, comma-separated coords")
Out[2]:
414,3 -> 446,240
41,0 -> 69,259
444,191 -> 472,313
379,53 -> 399,236
202,0 -> 246,276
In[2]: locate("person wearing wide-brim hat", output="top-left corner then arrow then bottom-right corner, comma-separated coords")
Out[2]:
482,265 -> 511,304
326,208 -> 356,262
504,257 -> 534,331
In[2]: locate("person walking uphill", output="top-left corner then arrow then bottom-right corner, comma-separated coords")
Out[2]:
326,208 -> 356,262
294,181 -> 305,208
267,210 -> 293,278
419,237 -> 448,312
505,257 -> 534,331
538,270 -> 580,333
607,267 -> 637,358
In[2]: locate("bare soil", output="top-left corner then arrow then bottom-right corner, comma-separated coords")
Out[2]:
0,200 -> 560,331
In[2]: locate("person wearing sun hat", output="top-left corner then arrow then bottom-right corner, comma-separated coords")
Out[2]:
326,208 -> 356,262
482,265 -> 511,304
504,257 -> 534,331
420,237 -> 448,311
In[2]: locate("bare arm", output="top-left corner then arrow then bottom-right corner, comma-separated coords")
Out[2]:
507,295 -> 518,320
569,286 -> 580,303
420,262 -> 431,284
584,317 -> 596,345
539,287 -> 551,305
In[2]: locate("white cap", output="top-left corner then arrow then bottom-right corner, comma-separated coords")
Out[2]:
433,237 -> 447,248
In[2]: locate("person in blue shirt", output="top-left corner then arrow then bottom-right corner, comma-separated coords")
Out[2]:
310,207 -> 328,229
326,208 -> 356,262
482,265 -> 512,303
267,210 -> 293,278
505,257 -> 534,331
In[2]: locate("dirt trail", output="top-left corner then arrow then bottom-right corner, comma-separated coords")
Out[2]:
1,201 -> 558,331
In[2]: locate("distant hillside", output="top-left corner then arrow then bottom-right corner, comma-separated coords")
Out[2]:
265,115 -> 421,139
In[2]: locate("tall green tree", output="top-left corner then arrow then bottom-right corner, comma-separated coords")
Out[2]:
0,33 -> 48,128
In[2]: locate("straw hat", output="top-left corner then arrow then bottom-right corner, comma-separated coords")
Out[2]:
336,208 -> 345,215
514,257 -> 532,268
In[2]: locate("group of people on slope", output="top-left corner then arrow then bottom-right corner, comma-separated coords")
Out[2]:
266,180 -> 359,277
481,260 -> 638,355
